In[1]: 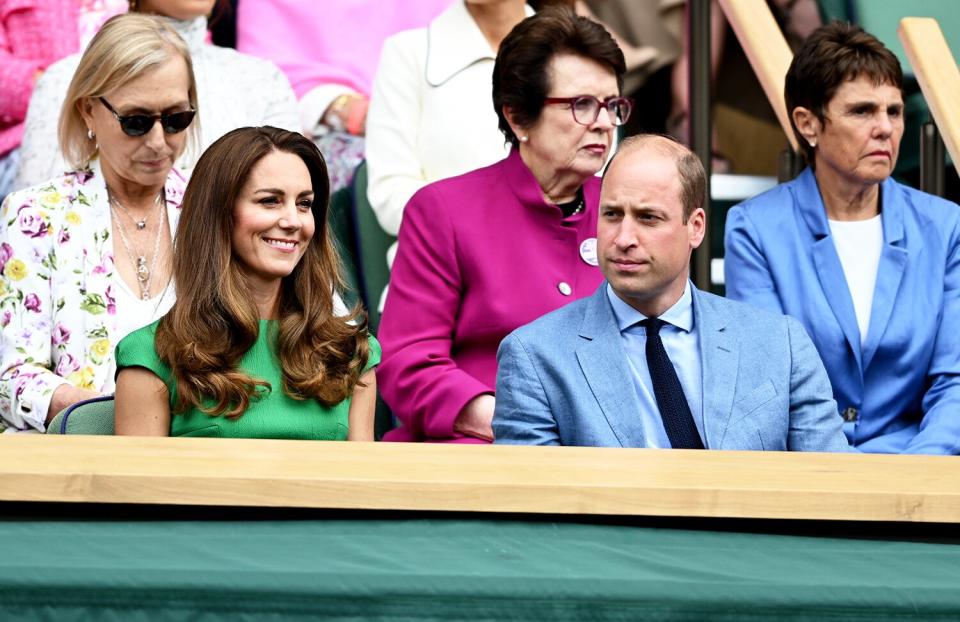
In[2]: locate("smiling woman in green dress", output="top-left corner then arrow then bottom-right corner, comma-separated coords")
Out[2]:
114,126 -> 378,440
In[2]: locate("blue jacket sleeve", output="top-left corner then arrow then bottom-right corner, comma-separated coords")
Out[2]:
724,204 -> 785,314
492,332 -> 561,446
784,317 -> 853,453
907,218 -> 960,454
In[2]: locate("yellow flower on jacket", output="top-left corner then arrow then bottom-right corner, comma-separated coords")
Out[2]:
3,259 -> 27,281
90,338 -> 110,361
40,191 -> 62,207
67,366 -> 96,390
66,211 -> 82,225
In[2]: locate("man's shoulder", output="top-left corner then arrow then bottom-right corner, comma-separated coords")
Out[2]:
696,289 -> 793,334
506,294 -> 597,348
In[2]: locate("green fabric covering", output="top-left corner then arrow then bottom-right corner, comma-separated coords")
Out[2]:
327,186 -> 362,310
46,396 -> 115,435
0,517 -> 958,620
351,161 -> 395,332
115,320 -> 380,439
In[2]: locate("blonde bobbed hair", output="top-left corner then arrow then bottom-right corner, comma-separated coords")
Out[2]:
59,13 -> 200,170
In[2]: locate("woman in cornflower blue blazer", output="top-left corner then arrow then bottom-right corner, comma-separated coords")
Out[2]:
724,22 -> 960,454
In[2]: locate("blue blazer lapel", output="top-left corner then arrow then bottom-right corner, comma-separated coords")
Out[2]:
798,170 -> 863,371
862,180 -> 908,369
693,288 -> 739,447
575,286 -> 647,448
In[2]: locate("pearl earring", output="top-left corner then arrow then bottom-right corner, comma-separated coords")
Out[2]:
808,140 -> 816,148
87,129 -> 95,141
519,135 -> 528,143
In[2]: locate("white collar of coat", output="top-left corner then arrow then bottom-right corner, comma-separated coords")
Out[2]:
425,1 -> 534,87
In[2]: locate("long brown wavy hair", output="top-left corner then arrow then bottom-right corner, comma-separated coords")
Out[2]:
156,126 -> 370,417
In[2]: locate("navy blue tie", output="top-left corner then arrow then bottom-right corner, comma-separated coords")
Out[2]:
641,318 -> 704,449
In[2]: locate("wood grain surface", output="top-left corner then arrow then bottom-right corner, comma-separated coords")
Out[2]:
1,435 -> 957,522
899,17 -> 960,178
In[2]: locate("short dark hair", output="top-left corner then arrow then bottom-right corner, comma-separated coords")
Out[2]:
603,134 -> 706,222
785,21 -> 903,163
492,6 -> 626,147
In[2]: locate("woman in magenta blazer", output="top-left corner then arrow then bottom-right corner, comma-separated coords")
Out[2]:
378,8 -> 630,442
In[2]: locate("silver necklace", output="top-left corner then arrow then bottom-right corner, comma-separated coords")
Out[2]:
109,190 -> 166,300
108,187 -> 163,230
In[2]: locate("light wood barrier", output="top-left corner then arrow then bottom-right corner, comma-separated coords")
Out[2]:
899,17 -> 960,178
1,435 -> 958,522
717,0 -> 798,151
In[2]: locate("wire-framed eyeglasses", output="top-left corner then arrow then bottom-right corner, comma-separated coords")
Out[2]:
543,95 -> 634,126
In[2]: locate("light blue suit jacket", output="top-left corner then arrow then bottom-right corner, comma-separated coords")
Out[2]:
493,283 -> 850,451
725,168 -> 960,454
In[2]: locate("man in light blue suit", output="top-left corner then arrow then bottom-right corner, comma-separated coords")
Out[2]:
493,135 -> 850,451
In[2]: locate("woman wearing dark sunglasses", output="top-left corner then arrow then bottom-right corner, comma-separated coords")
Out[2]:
377,8 -> 628,443
15,0 -> 299,191
0,14 -> 196,432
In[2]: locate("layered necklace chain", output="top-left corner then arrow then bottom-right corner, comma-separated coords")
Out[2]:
108,187 -> 166,301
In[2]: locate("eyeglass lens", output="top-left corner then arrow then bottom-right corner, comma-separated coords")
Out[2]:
100,98 -> 195,137
572,97 -> 631,126
120,110 -> 195,137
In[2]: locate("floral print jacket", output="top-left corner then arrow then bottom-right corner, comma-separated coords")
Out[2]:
0,161 -> 185,431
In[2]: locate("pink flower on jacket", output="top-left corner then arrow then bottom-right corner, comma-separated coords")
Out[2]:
58,229 -> 70,245
52,323 -> 71,345
54,353 -> 80,376
17,207 -> 49,239
1,311 -> 10,327
14,373 -> 37,399
23,294 -> 41,312
105,285 -> 116,315
0,242 -> 12,273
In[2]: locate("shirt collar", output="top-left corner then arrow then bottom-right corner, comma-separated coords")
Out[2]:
606,280 -> 694,334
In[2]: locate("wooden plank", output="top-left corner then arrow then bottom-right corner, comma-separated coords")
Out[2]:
1,436 -> 958,522
899,17 -> 960,178
718,0 -> 798,151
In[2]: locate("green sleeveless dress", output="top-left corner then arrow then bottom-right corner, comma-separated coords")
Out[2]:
115,319 -> 380,439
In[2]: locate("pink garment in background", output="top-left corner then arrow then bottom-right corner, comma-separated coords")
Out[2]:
0,0 -> 124,157
0,0 -> 78,156
235,0 -> 450,98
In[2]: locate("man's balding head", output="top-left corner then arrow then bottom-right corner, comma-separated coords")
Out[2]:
603,135 -> 706,223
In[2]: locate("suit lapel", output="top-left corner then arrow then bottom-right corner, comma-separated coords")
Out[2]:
695,289 -> 739,448
798,170 -> 863,371
575,286 -> 647,448
862,180 -> 908,369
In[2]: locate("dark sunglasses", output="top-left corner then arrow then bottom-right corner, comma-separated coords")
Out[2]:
99,97 -> 196,137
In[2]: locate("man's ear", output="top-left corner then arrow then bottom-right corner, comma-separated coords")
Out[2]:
688,207 -> 706,250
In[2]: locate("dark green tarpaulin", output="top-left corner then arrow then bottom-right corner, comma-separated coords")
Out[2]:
1,516 -> 958,620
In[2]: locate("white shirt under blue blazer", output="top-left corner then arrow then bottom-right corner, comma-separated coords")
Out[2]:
492,282 -> 851,452
724,168 -> 960,454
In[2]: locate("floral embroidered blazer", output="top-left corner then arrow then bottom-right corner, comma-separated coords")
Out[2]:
0,161 -> 185,431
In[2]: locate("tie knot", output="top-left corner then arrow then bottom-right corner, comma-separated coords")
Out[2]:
641,317 -> 664,336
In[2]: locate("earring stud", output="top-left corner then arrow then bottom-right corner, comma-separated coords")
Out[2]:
87,129 -> 95,140
519,135 -> 528,143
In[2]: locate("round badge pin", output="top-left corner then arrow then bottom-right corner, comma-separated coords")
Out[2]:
579,237 -> 598,266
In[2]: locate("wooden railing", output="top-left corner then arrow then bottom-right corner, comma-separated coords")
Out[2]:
717,0 -> 798,151
1,435 -> 958,522
899,17 -> 960,178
